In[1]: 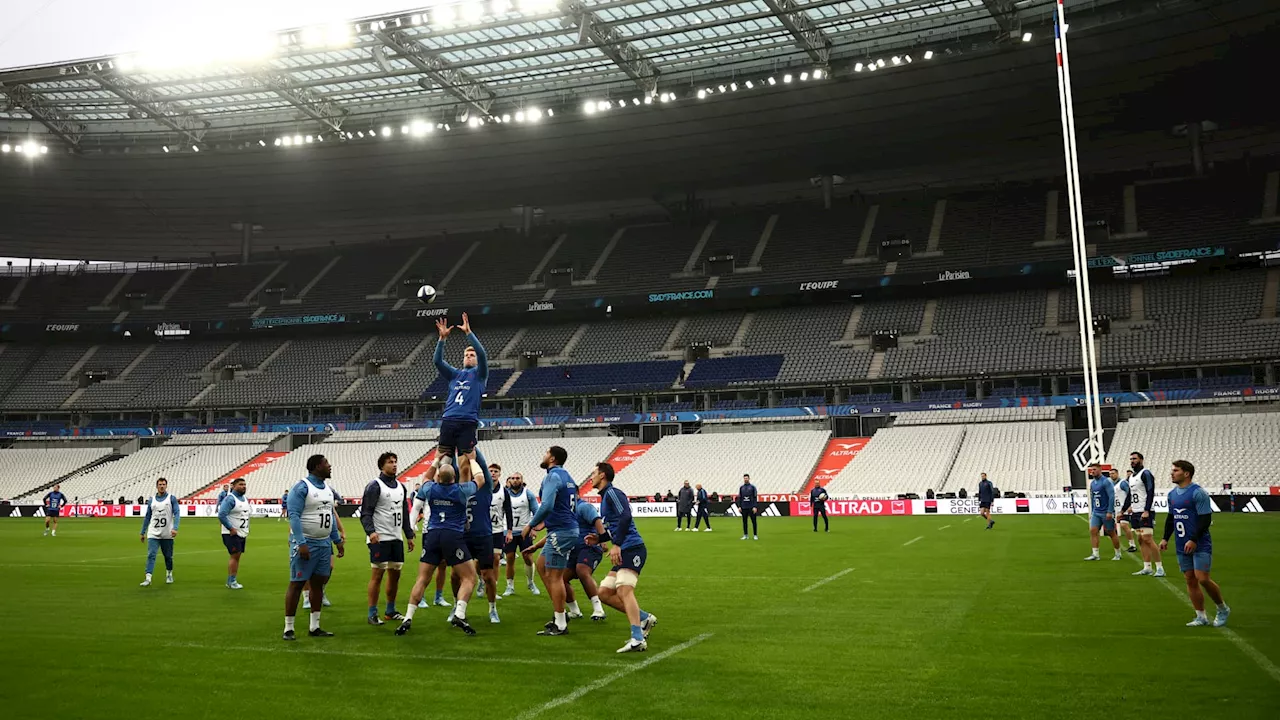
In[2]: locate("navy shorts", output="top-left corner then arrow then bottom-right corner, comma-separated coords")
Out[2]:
979,502 -> 992,510
421,529 -> 471,567
611,543 -> 648,575
368,540 -> 405,567
222,534 -> 246,555
438,418 -> 478,453
576,544 -> 604,573
491,532 -> 506,552
466,535 -> 495,570
1129,512 -> 1154,529
47,507 -> 61,518
290,540 -> 332,582
503,532 -> 533,554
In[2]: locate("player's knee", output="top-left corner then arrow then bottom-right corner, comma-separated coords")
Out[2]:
615,570 -> 639,588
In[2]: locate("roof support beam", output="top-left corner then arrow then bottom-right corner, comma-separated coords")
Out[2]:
247,70 -> 349,135
90,71 -> 211,147
761,0 -> 833,67
979,0 -> 1021,37
0,83 -> 86,152
375,29 -> 496,119
561,1 -> 660,96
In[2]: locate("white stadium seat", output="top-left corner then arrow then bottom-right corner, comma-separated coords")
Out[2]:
616,429 -> 830,497
1106,412 -> 1280,494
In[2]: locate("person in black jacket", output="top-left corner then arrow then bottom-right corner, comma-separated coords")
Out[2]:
738,474 -> 759,540
676,481 -> 695,531
693,484 -> 712,532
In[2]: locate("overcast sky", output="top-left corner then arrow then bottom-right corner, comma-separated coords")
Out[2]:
0,0 -> 426,70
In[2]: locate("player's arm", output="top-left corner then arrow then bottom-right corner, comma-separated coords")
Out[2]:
1159,507 -> 1175,550
401,492 -> 415,542
432,323 -> 458,379
524,480 -> 555,536
1142,471 -> 1155,514
168,495 -> 181,537
286,482 -> 307,541
1102,483 -> 1114,519
1188,488 -> 1213,548
410,490 -> 426,528
502,489 -> 514,539
465,320 -> 487,380
140,501 -> 152,538
606,489 -> 636,547
359,480 -> 380,540
473,448 -> 496,492
217,495 -> 236,535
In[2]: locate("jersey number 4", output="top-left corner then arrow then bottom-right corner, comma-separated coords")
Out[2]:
454,392 -> 465,405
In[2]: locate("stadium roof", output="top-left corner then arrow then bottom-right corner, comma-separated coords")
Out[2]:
0,0 -> 1060,153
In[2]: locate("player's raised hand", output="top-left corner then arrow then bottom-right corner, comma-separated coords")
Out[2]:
435,317 -> 452,339
459,312 -> 471,334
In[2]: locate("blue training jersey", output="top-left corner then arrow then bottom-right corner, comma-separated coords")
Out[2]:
977,480 -> 994,503
601,485 -> 643,550
44,491 -> 67,510
1089,478 -> 1114,515
575,499 -> 601,542
435,332 -> 488,422
464,449 -> 496,538
1169,483 -> 1213,554
417,481 -> 475,534
529,466 -> 577,532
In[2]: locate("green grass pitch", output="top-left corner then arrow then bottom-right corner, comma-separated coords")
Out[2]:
2,514 -> 1278,719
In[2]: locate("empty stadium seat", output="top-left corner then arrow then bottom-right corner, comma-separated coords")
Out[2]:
616,429 -> 830,497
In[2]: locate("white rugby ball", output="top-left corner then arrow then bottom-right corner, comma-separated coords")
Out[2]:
417,285 -> 437,303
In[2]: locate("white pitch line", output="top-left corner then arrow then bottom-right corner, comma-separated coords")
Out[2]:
964,518 -> 974,523
1070,515 -> 1280,684
939,525 -> 952,530
903,536 -> 924,546
167,641 -> 617,668
78,549 -> 224,563
801,568 -> 854,593
513,633 -> 713,720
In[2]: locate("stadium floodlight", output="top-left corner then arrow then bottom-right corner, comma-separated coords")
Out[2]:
468,116 -> 483,127
305,135 -> 314,143
501,113 -> 511,123
615,100 -> 627,109
301,26 -> 325,48
13,144 -> 22,153
745,80 -> 754,89
632,97 -> 640,106
326,23 -> 352,47
0,144 -> 9,153
877,58 -> 887,68
717,85 -> 726,93
444,122 -> 452,130
783,74 -> 793,83
643,95 -> 653,105
435,5 -> 456,28
528,107 -> 542,121
462,1 -> 485,24
40,145 -> 48,154
697,89 -> 707,99
515,110 -> 525,122
161,145 -> 169,152
583,100 -> 596,115
854,62 -> 863,72
891,56 -> 901,66
767,76 -> 777,85
730,83 -> 738,92
492,0 -> 511,14
598,101 -> 612,112
293,134 -> 303,145
546,108 -> 554,117
191,145 -> 199,152
800,72 -> 808,81
924,50 -> 934,59
401,125 -> 409,135
272,138 -> 281,146
380,126 -> 391,137
904,55 -> 912,64
1022,31 -> 1033,42
411,13 -> 422,24
316,134 -> 324,142
812,69 -> 824,79
258,139 -> 266,147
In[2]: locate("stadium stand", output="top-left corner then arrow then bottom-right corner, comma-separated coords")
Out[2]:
943,421 -> 1071,495
1105,412 -> 1280,494
509,360 -> 682,396
472,436 -> 623,491
827,425 -> 966,497
615,429 -> 830,497
0,445 -> 113,499
893,407 -> 1057,425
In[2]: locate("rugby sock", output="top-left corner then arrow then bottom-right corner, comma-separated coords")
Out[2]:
489,601 -> 497,614
405,604 -> 418,621
1089,549 -> 1099,558
368,605 -> 379,619
1113,550 -> 1122,559
228,575 -> 235,584
567,600 -> 581,615
434,590 -> 444,603
284,616 -> 295,632
554,611 -> 567,630
525,565 -> 534,585
1143,562 -> 1152,570
385,601 -> 397,615
310,611 -> 322,631
1195,610 -> 1207,621
454,600 -> 468,620
590,596 -> 603,614
1216,603 -> 1229,612
639,609 -> 650,622
630,625 -> 644,642
1155,562 -> 1164,572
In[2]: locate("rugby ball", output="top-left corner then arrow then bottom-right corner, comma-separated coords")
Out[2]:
417,285 -> 437,303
